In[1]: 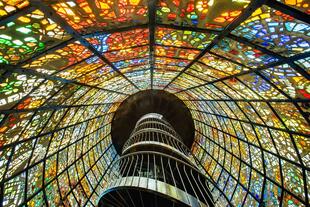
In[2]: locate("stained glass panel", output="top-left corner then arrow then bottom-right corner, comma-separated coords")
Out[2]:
86,28 -> 149,52
232,5 -> 310,57
97,75 -> 139,93
261,64 -> 309,99
0,9 -> 70,64
278,0 -> 310,14
0,73 -> 44,110
120,64 -> 150,73
0,0 -> 29,19
153,70 -> 178,89
295,57 -> 310,72
155,56 -> 189,71
237,73 -> 287,99
0,1 -> 309,206
56,56 -> 108,80
155,27 -> 216,49
113,57 -> 149,69
51,0 -> 148,33
211,38 -> 278,68
125,70 -> 151,90
187,62 -> 227,81
156,0 -> 249,30
105,45 -> 149,62
200,52 -> 250,75
74,68 -> 116,86
169,73 -> 205,91
270,102 -> 309,134
155,63 -> 184,71
155,56 -> 189,66
155,45 -> 200,60
22,41 -> 93,74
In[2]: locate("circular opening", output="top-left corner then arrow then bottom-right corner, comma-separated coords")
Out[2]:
111,89 -> 195,154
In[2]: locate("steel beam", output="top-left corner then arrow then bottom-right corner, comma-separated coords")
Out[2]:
149,0 -> 157,89
181,98 -> 310,103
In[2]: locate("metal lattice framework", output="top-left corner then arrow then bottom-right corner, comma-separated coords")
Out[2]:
0,0 -> 309,206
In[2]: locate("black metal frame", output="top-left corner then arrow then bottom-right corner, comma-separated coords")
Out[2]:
148,0 -> 157,89
0,0 -> 309,206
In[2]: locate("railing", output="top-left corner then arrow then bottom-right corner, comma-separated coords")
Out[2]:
122,127 -> 190,156
99,151 -> 214,207
135,116 -> 171,127
131,119 -> 181,139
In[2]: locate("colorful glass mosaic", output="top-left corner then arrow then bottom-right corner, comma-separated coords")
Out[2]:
211,37 -> 278,68
156,0 -> 250,30
0,0 -> 309,206
0,9 -> 70,64
155,27 -> 216,49
0,0 -> 29,19
125,70 -> 151,90
86,28 -> 149,52
278,0 -> 310,14
105,45 -> 149,62
22,41 -> 93,74
51,0 -> 148,33
155,45 -> 200,60
233,5 -> 310,57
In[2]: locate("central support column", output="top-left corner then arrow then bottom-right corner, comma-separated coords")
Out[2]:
98,113 -> 214,207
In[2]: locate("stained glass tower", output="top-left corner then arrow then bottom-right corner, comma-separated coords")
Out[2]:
0,0 -> 309,206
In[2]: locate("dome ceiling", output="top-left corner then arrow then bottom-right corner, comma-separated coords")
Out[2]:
0,0 -> 309,206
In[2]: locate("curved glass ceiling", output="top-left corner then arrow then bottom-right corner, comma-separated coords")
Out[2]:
0,0 -> 309,206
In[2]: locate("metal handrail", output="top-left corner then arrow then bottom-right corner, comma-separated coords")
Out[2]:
103,151 -> 215,206
99,113 -> 215,207
136,116 -> 171,127
122,128 -> 189,154
130,120 -> 181,139
122,141 -> 194,165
